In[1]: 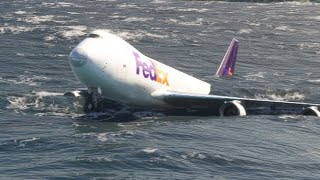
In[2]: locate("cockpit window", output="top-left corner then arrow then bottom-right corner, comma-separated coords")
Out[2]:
88,33 -> 101,38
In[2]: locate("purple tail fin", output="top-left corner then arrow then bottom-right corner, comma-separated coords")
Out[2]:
216,38 -> 238,76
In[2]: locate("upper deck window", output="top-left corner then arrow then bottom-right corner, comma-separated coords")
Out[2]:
88,33 -> 101,38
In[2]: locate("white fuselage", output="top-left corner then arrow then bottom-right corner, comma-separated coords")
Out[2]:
69,30 -> 210,109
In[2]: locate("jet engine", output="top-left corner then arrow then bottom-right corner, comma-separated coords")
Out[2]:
301,106 -> 320,117
220,100 -> 246,116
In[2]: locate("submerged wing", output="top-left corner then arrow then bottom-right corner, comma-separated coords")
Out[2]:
216,38 -> 239,76
152,90 -> 320,116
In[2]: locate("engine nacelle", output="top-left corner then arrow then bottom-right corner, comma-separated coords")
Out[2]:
220,100 -> 246,116
301,106 -> 320,117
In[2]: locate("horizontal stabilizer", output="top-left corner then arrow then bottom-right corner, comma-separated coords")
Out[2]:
216,38 -> 239,76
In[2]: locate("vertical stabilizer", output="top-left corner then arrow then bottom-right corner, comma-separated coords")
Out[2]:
216,38 -> 238,76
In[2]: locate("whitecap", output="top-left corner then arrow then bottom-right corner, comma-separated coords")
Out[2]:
244,72 -> 266,80
143,148 -> 158,153
275,26 -> 295,32
19,137 -> 40,143
57,25 -> 87,40
97,133 -> 108,142
14,11 -> 27,15
17,15 -> 55,24
0,26 -> 35,34
307,79 -> 320,84
0,74 -> 50,86
306,16 -> 320,21
117,4 -> 138,8
34,91 -> 64,97
44,34 -> 55,42
123,17 -> 154,22
255,92 -> 305,101
7,96 -> 30,111
238,29 -> 252,34
176,8 -> 208,13
297,42 -> 320,50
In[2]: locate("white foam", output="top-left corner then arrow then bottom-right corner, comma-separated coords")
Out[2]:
44,34 -> 55,41
176,8 -> 208,13
123,17 -> 153,22
306,16 -> 320,20
276,1 -> 315,6
182,152 -> 206,159
275,26 -> 295,32
15,137 -> 40,147
74,132 -> 109,142
278,115 -> 297,120
34,91 -> 64,97
180,18 -> 204,26
244,72 -> 266,80
67,12 -> 81,15
117,4 -> 138,8
0,74 -> 50,86
57,25 -> 87,39
238,29 -> 252,34
20,137 -> 40,143
297,42 -> 320,50
143,148 -> 157,153
255,92 -> 305,101
0,26 -> 35,34
248,23 -> 261,27
7,96 -> 29,110
104,29 -> 169,41
151,0 -> 167,4
307,79 -> 320,84
14,11 -> 27,15
18,15 -> 55,24
97,133 -> 108,142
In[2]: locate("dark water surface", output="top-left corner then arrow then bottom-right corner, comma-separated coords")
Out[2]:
1,0 -> 320,179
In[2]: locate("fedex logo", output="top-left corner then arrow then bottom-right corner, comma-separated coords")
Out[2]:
133,52 -> 169,86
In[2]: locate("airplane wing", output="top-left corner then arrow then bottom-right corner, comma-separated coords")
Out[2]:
152,90 -> 320,116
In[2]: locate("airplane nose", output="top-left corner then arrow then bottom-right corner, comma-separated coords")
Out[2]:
69,48 -> 88,67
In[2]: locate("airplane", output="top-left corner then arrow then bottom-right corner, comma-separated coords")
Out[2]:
67,30 -> 320,117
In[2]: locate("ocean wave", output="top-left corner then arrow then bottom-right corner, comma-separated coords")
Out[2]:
297,42 -> 320,50
306,16 -> 320,20
123,17 -> 154,22
165,18 -> 207,26
17,15 -> 55,24
0,74 -> 51,86
14,11 -> 27,15
307,79 -> 320,84
176,8 -> 208,13
73,130 -> 143,143
143,148 -> 158,154
0,25 -> 36,34
254,91 -> 305,101
274,26 -> 295,32
181,151 -> 206,160
6,90 -> 82,117
238,29 -> 253,34
117,4 -> 138,8
13,137 -> 41,148
41,2 -> 84,8
102,29 -> 170,42
56,25 -> 87,40
244,72 -> 266,80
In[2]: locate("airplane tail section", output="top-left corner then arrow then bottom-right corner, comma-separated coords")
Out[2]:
215,38 -> 238,76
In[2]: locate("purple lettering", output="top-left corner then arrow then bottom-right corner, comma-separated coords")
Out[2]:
133,52 -> 143,75
142,62 -> 149,78
149,64 -> 156,81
